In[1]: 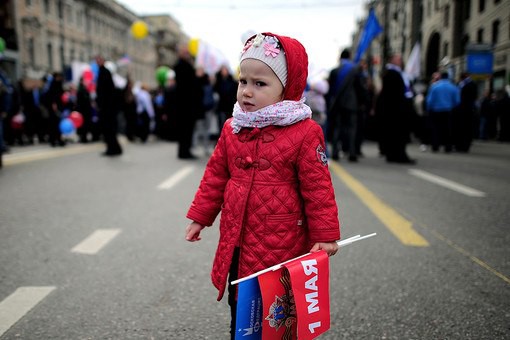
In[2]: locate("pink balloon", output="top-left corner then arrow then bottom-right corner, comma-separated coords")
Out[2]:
69,111 -> 84,128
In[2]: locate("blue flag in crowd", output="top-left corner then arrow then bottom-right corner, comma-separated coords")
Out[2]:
235,278 -> 263,340
354,8 -> 383,63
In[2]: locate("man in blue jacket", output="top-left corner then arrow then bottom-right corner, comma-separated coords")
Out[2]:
426,72 -> 460,152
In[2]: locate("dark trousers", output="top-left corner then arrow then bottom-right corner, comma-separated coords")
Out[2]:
136,111 -> 150,143
331,109 -> 357,159
228,248 -> 240,340
177,118 -> 196,158
430,110 -> 452,152
101,111 -> 122,155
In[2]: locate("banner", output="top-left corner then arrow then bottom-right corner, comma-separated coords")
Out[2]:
405,42 -> 421,81
235,278 -> 263,340
354,8 -> 383,63
285,251 -> 330,340
258,268 -> 297,339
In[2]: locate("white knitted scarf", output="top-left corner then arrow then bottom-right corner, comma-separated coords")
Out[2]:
230,98 -> 312,133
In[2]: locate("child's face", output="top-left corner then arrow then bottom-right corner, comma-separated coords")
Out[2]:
237,59 -> 284,112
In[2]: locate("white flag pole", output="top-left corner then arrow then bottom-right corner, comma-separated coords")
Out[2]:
231,233 -> 377,285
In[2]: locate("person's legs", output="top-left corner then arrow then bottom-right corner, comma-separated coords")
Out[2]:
228,248 -> 240,340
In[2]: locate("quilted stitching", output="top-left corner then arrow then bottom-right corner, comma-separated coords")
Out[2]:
187,118 -> 340,300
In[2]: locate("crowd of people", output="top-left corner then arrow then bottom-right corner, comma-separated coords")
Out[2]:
1,44 -> 509,168
314,49 -> 510,165
0,48 -> 239,166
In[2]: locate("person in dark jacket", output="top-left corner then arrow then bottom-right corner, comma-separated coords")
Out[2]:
121,77 -> 137,142
95,55 -> 122,156
42,72 -> 66,147
454,72 -> 477,152
173,44 -> 203,159
213,65 -> 238,139
375,54 -> 416,164
76,77 -> 93,143
326,49 -> 366,162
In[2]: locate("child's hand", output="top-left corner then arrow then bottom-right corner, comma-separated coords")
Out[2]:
185,222 -> 206,242
310,242 -> 339,256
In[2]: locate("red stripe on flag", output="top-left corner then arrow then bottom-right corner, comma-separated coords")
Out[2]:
258,268 -> 297,339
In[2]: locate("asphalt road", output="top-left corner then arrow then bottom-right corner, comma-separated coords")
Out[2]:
1,138 -> 509,339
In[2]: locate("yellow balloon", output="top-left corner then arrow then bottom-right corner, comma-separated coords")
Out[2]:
131,21 -> 149,40
188,38 -> 199,57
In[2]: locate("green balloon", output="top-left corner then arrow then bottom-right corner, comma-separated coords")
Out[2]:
0,37 -> 5,53
155,66 -> 170,86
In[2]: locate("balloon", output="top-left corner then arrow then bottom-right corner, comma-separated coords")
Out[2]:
59,118 -> 75,135
61,92 -> 70,104
83,68 -> 94,82
90,61 -> 99,81
0,37 -> 5,53
69,111 -> 84,128
11,113 -> 24,130
155,66 -> 170,86
188,38 -> 199,57
131,21 -> 149,40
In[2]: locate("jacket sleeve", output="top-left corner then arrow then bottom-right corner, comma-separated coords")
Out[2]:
296,122 -> 341,242
186,124 -> 231,226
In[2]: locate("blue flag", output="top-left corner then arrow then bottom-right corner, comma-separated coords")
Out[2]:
354,8 -> 383,63
235,278 -> 263,340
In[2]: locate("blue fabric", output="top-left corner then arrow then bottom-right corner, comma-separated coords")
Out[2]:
235,278 -> 262,340
335,60 -> 355,92
354,8 -> 383,63
426,79 -> 461,112
33,88 -> 40,107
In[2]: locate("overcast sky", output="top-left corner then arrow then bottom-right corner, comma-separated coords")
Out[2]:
116,0 -> 365,77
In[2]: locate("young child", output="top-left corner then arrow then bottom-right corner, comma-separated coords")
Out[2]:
185,32 -> 341,338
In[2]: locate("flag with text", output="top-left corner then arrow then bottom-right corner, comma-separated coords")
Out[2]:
235,277 -> 263,339
284,251 -> 330,340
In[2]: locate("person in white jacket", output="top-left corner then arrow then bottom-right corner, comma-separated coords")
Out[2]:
135,83 -> 155,142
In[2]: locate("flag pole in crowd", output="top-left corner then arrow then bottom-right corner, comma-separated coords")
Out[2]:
231,233 -> 377,286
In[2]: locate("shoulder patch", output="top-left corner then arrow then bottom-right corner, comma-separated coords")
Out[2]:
316,145 -> 328,166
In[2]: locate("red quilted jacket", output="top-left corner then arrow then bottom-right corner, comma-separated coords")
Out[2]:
187,118 -> 340,301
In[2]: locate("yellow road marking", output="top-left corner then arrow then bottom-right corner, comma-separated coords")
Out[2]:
329,162 -> 429,247
3,143 -> 103,166
428,229 -> 510,285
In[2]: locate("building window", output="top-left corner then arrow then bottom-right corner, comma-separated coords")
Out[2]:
464,0 -> 471,19
477,28 -> 484,43
434,0 -> 439,11
57,0 -> 63,19
427,1 -> 431,17
47,43 -> 53,71
28,38 -> 35,64
444,5 -> 450,27
492,20 -> 500,44
25,0 -> 32,7
44,0 -> 50,14
479,0 -> 485,12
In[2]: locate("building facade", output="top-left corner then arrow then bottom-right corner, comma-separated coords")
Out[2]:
1,0 -> 185,87
355,0 -> 509,94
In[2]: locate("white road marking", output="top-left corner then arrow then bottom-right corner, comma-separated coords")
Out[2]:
409,169 -> 486,197
71,229 -> 121,255
157,166 -> 195,190
0,286 -> 56,337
